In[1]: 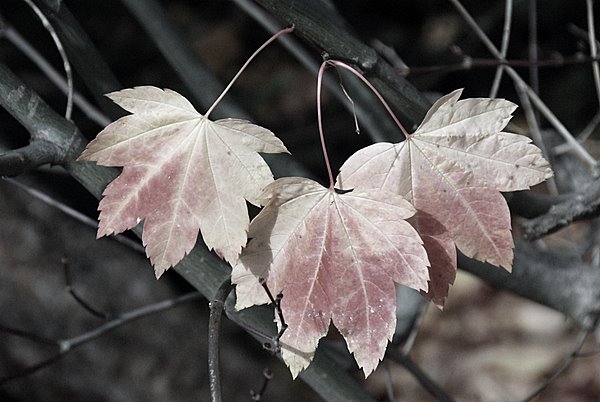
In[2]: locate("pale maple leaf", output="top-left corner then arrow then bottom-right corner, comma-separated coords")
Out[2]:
78,86 -> 288,277
232,177 -> 429,377
337,89 -> 553,305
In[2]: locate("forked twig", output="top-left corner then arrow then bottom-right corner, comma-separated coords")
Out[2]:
0,291 -> 201,384
448,0 -> 597,168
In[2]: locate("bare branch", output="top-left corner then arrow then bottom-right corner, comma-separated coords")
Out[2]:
208,281 -> 234,402
522,176 -> 600,240
520,323 -> 596,402
0,141 -> 63,176
3,177 -> 145,253
397,54 -> 600,75
528,0 -> 540,97
259,278 -> 287,353
489,0 -> 513,98
587,0 -> 600,106
448,0 -> 597,168
0,291 -> 202,384
62,258 -> 109,319
250,368 -> 274,401
386,349 -> 454,402
458,243 -> 600,327
23,0 -> 73,120
0,13 -> 110,126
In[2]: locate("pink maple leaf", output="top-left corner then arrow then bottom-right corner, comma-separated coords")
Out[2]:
338,89 -> 553,305
232,177 -> 429,377
78,86 -> 287,277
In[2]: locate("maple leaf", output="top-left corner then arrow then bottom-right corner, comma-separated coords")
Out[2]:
338,89 -> 552,304
78,86 -> 287,277
232,177 -> 430,377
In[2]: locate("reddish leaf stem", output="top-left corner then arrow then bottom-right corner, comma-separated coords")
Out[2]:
327,60 -> 411,139
316,59 -> 411,189
205,25 -> 294,118
316,61 -> 336,189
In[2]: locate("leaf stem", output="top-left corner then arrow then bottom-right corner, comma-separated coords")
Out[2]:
316,61 -> 336,189
204,25 -> 294,118
316,59 -> 412,188
327,60 -> 411,139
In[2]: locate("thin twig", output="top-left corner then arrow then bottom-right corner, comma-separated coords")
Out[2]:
401,302 -> 429,355
208,281 -> 234,402
0,291 -> 202,384
398,54 -> 600,75
334,68 -> 361,135
554,111 -> 600,155
489,0 -> 513,98
22,0 -> 73,120
250,368 -> 274,401
447,0 -> 597,168
386,349 -> 454,402
234,0 -> 402,143
0,324 -> 57,346
522,175 -> 600,239
2,177 -> 145,254
259,278 -> 287,353
514,81 -> 558,194
382,361 -> 395,402
62,258 -> 109,319
528,0 -> 540,97
0,13 -> 110,126
587,0 -> 600,106
519,322 -> 596,402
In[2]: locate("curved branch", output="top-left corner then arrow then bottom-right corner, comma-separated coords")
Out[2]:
0,63 -> 86,172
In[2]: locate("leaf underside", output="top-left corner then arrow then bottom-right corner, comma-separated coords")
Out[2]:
338,89 -> 553,307
78,86 -> 288,277
233,177 -> 430,377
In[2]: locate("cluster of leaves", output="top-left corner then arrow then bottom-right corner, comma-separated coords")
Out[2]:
78,32 -> 552,378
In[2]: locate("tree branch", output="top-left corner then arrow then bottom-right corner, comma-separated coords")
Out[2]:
458,242 -> 600,327
521,176 -> 600,240
0,291 -> 202,384
33,0 -> 124,118
0,57 -> 377,402
386,349 -> 454,402
253,0 -> 431,129
0,141 -> 63,176
208,281 -> 234,402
